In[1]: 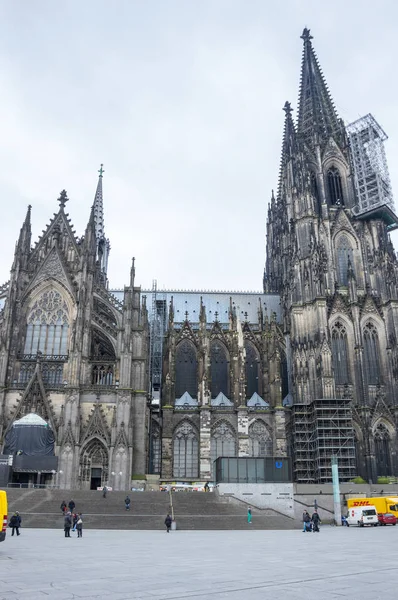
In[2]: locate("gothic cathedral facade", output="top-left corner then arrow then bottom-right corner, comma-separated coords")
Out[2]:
1,30 -> 398,488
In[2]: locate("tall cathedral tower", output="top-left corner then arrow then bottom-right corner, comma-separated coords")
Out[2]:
266,29 -> 398,483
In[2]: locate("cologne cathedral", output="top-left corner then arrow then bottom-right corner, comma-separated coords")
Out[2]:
0,29 -> 397,489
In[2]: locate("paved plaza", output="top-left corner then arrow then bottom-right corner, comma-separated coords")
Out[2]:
0,526 -> 397,599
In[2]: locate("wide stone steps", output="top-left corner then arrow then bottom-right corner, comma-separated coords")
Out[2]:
5,489 -> 295,530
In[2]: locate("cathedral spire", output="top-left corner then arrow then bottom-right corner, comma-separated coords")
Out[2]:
92,164 -> 110,280
297,28 -> 343,147
15,204 -> 32,265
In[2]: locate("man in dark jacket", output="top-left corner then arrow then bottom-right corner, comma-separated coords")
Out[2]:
125,496 -> 131,510
60,501 -> 67,513
164,514 -> 172,533
9,512 -> 21,536
64,512 -> 72,537
302,510 -> 311,532
311,510 -> 321,532
68,500 -> 75,512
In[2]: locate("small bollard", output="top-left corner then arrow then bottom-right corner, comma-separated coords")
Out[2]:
171,520 -> 177,531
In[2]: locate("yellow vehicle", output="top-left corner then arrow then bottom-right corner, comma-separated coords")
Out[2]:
0,490 -> 7,542
347,497 -> 398,517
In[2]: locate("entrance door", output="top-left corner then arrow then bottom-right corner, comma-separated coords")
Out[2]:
90,467 -> 102,490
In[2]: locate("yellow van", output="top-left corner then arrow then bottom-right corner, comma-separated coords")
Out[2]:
0,490 -> 7,542
347,497 -> 398,518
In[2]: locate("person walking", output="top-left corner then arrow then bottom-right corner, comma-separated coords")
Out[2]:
164,514 -> 172,533
124,496 -> 131,510
64,511 -> 72,538
68,499 -> 75,513
9,512 -> 21,536
60,500 -> 67,513
76,514 -> 83,538
302,510 -> 311,532
247,508 -> 252,524
102,485 -> 107,498
311,510 -> 321,533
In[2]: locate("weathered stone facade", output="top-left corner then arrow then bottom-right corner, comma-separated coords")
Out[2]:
266,29 -> 398,483
0,178 -> 149,490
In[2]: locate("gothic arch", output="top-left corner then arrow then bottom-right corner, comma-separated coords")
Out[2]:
175,339 -> 198,399
210,420 -> 237,475
172,420 -> 199,478
248,420 -> 273,456
90,327 -> 116,359
245,341 -> 261,398
361,320 -> 384,385
23,279 -> 75,322
330,319 -> 351,384
373,422 -> 393,477
80,437 -> 109,488
210,340 -> 229,398
22,284 -> 74,357
322,155 -> 350,205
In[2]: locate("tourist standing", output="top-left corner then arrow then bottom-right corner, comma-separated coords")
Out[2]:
302,510 -> 311,532
68,499 -> 75,513
64,512 -> 72,537
72,513 -> 78,532
164,514 -> 172,533
9,512 -> 21,536
76,514 -> 83,538
311,510 -> 321,533
102,485 -> 107,498
247,508 -> 252,524
125,496 -> 131,510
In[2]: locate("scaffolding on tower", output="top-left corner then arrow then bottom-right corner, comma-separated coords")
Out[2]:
347,113 -> 398,230
149,280 -> 167,405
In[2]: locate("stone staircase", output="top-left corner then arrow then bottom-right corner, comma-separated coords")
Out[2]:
5,488 -> 295,530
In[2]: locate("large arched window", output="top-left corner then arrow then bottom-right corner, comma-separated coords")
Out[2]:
374,423 -> 391,477
248,420 -> 273,456
331,321 -> 350,384
173,421 -> 198,478
175,340 -> 198,399
24,290 -> 69,356
327,166 -> 344,205
363,322 -> 382,385
211,421 -> 236,475
210,341 -> 229,398
245,342 -> 260,398
336,235 -> 354,286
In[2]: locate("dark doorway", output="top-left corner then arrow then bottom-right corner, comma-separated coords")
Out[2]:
90,467 -> 102,490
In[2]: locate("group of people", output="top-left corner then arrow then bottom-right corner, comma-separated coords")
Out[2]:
302,509 -> 321,532
60,499 -> 83,538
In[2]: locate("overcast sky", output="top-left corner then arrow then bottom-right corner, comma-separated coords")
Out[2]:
1,1 -> 397,292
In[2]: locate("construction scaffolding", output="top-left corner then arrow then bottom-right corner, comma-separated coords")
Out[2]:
291,399 -> 356,483
149,280 -> 167,404
347,114 -> 398,229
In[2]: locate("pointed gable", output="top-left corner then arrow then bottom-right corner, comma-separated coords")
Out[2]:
25,246 -> 75,298
211,392 -> 233,407
247,393 -> 269,407
81,403 -> 110,445
12,363 -> 57,431
332,208 -> 357,239
175,392 -> 198,407
361,295 -> 382,319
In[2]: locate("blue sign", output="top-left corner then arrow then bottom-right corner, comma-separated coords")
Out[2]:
275,461 -> 283,469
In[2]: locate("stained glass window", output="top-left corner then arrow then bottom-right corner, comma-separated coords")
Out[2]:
331,321 -> 350,384
210,341 -> 228,398
173,421 -> 198,478
24,290 -> 69,356
175,340 -> 198,398
245,342 -> 260,397
374,423 -> 391,477
337,235 -> 354,286
327,166 -> 344,205
363,322 -> 381,384
248,420 -> 273,456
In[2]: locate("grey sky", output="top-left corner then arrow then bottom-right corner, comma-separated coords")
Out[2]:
1,0 -> 398,291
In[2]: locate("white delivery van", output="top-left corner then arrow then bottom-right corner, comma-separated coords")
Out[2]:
346,506 -> 378,527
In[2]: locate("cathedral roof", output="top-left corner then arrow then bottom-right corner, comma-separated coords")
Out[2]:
110,289 -> 281,325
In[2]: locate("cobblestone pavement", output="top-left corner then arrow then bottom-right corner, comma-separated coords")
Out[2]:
0,526 -> 397,599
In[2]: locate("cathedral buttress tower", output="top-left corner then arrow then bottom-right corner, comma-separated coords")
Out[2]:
266,29 -> 398,483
